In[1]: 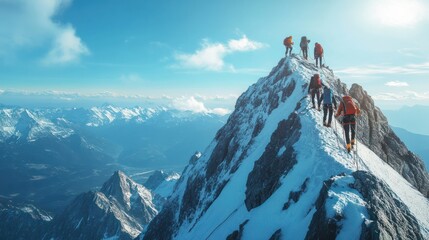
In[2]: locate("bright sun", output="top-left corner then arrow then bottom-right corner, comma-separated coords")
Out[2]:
371,0 -> 427,27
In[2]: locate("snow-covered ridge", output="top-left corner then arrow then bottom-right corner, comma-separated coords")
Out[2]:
143,55 -> 429,240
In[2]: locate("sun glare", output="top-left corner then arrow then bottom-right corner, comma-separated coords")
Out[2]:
371,0 -> 427,27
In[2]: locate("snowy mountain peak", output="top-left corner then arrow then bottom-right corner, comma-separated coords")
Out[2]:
101,170 -> 154,211
143,55 -> 429,240
47,171 -> 158,240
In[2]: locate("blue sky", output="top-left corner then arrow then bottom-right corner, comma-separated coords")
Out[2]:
1,0 -> 429,110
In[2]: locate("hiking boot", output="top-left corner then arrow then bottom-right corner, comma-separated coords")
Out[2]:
351,139 -> 356,146
312,105 -> 316,109
326,123 -> 331,128
317,107 -> 321,111
346,144 -> 351,153
323,122 -> 327,127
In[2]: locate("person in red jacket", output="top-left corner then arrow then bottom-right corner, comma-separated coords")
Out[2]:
335,95 -> 361,152
314,42 -> 324,68
308,73 -> 323,111
283,36 -> 293,56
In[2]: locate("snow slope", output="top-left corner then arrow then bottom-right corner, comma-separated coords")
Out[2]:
143,55 -> 429,240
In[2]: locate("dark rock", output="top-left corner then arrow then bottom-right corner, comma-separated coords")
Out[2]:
305,175 -> 343,240
225,219 -> 249,240
283,178 -> 309,210
245,112 -> 301,211
352,171 -> 424,240
179,174 -> 204,223
269,229 -> 282,240
350,84 -> 429,197
142,201 -> 178,240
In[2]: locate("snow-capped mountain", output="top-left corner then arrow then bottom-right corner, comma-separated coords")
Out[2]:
142,55 -> 429,239
0,105 -> 225,213
0,199 -> 53,239
0,108 -> 74,142
46,171 -> 158,240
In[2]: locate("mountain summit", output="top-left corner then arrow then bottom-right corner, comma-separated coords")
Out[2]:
143,55 -> 429,239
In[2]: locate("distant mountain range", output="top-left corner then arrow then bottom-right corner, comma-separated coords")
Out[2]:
392,126 -> 429,171
384,105 -> 429,136
0,105 -> 225,212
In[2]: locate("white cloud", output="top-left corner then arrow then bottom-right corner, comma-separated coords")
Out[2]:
336,62 -> 429,77
228,35 -> 265,52
176,41 -> 228,71
385,81 -> 409,87
43,26 -> 89,65
175,35 -> 266,71
171,96 -> 230,115
373,91 -> 429,101
0,0 -> 88,64
120,73 -> 143,83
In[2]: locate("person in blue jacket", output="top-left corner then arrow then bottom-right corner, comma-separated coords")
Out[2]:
321,86 -> 337,127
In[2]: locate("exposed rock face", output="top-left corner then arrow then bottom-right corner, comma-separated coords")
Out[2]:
306,171 -> 425,240
0,199 -> 52,240
352,171 -> 424,240
46,171 -> 158,240
348,84 -> 429,197
144,170 -> 169,190
245,112 -> 301,210
305,175 -> 343,240
225,219 -> 249,240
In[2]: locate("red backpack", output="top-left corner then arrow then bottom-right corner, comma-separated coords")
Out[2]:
342,96 -> 357,115
312,74 -> 322,88
315,43 -> 323,56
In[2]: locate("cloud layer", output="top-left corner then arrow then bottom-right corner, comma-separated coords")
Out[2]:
0,0 -> 88,64
171,96 -> 231,115
175,35 -> 266,71
336,62 -> 429,77
385,81 -> 409,87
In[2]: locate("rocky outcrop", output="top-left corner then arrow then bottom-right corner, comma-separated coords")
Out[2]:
283,178 -> 309,210
348,84 -> 429,197
352,171 -> 424,240
305,175 -> 343,240
245,112 -> 301,210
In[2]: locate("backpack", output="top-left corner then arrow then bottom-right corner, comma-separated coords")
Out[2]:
323,88 -> 332,104
284,36 -> 293,46
315,43 -> 323,56
311,74 -> 322,88
342,96 -> 357,115
300,36 -> 308,48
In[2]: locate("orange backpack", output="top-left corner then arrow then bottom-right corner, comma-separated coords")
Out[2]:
315,43 -> 323,56
284,36 -> 293,46
342,96 -> 357,115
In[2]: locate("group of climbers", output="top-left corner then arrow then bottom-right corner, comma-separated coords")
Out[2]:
307,73 -> 361,153
283,35 -> 324,67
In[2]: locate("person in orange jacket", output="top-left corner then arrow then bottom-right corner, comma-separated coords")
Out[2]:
335,95 -> 361,152
283,36 -> 293,56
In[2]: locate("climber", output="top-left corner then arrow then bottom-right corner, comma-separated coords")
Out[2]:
283,36 -> 293,56
335,95 -> 361,153
321,86 -> 337,127
300,36 -> 310,60
308,73 -> 323,111
314,42 -> 324,68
